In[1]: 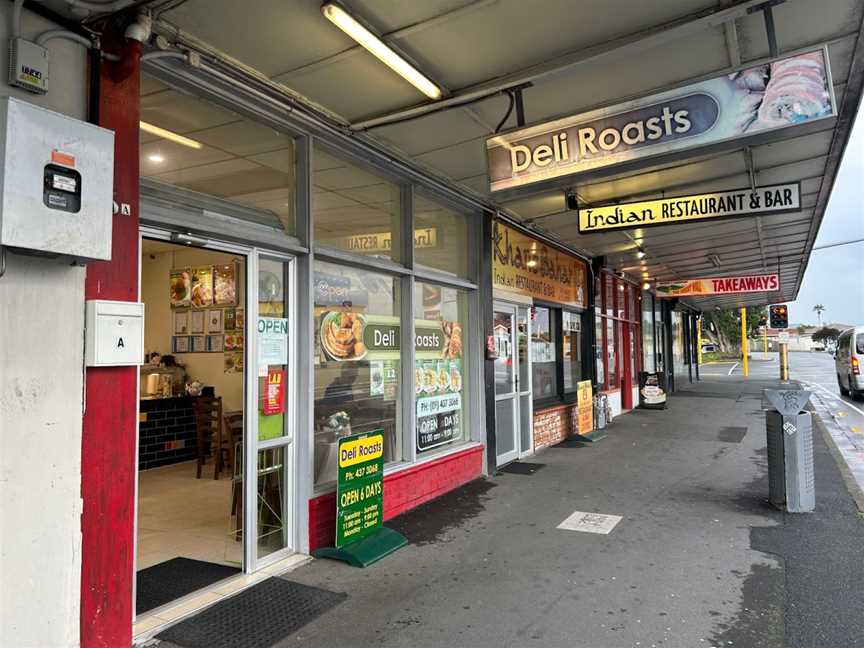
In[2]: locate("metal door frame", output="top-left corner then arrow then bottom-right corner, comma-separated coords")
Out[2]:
493,301 -> 520,466
515,304 -> 534,458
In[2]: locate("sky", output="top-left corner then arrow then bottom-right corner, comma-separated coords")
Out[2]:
787,103 -> 864,328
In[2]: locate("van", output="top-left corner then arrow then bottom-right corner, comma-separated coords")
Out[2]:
835,326 -> 864,399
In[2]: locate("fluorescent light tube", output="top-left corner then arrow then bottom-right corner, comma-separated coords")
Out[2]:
322,2 -> 442,100
140,121 -> 203,149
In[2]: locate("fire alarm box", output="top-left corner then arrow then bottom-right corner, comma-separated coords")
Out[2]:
85,300 -> 145,367
0,97 -> 114,262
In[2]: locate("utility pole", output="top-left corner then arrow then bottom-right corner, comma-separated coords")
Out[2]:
740,307 -> 749,377
697,316 -> 703,364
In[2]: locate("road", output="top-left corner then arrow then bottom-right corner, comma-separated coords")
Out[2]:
701,351 -> 864,503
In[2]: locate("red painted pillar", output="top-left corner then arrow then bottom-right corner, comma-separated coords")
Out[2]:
80,34 -> 141,648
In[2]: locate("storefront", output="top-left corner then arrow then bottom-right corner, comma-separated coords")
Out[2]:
594,270 -> 642,417
490,220 -> 592,460
129,68 -> 486,623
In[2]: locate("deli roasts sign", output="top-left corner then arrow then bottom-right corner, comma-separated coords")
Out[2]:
485,48 -> 835,192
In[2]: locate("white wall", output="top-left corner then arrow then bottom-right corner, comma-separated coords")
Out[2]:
141,245 -> 246,410
0,6 -> 89,648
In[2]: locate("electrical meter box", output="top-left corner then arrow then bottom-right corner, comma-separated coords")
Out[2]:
0,97 -> 114,261
85,300 -> 145,367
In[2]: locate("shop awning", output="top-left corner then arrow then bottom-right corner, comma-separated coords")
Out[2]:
78,0 -> 863,311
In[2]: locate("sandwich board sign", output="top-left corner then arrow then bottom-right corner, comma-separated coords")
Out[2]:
312,430 -> 407,567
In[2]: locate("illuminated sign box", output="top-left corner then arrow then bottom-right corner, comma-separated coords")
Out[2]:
578,182 -> 801,233
486,48 -> 835,193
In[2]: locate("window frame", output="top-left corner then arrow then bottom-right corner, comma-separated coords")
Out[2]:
596,270 -> 641,392
531,299 -> 590,409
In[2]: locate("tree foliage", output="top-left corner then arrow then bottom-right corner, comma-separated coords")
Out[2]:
702,306 -> 767,352
812,326 -> 841,344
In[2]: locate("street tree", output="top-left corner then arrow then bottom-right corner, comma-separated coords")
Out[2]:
812,326 -> 841,345
813,304 -> 825,325
703,306 -> 767,353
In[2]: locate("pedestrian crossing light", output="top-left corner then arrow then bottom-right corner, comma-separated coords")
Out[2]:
769,304 -> 788,329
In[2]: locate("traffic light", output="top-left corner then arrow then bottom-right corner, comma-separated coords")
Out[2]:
769,304 -> 788,329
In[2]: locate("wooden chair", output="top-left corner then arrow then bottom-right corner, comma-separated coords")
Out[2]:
222,411 -> 244,478
192,396 -> 222,479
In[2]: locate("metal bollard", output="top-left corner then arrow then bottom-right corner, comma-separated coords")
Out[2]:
779,343 -> 790,381
763,389 -> 814,512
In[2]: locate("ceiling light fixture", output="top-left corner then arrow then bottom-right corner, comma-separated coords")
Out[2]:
140,121 -> 203,149
709,254 -> 722,268
636,248 -> 646,259
148,153 -> 165,163
643,282 -> 651,290
321,2 -> 443,100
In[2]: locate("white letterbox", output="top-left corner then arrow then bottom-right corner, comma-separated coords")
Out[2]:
85,300 -> 145,367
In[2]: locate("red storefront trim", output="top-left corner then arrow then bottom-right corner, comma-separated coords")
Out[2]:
308,444 -> 483,552
80,38 -> 141,648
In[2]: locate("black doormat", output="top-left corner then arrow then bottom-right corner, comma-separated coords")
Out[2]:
718,426 -> 748,443
497,461 -> 546,475
156,577 -> 347,648
136,557 -> 240,615
554,437 -> 590,449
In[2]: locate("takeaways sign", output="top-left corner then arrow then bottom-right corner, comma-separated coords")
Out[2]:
656,274 -> 779,298
578,183 -> 801,233
486,49 -> 834,193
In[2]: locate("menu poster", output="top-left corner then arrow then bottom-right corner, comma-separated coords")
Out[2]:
576,380 -> 593,433
235,309 -> 245,330
170,269 -> 191,308
191,335 -> 207,353
207,309 -> 223,333
214,263 -> 237,305
172,336 -> 190,353
224,351 -> 243,374
190,310 -> 205,334
263,368 -> 286,415
173,310 -> 189,335
224,308 -> 236,331
190,266 -> 214,308
224,332 -> 244,351
206,334 -> 224,352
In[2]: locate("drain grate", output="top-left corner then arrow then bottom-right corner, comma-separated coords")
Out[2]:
156,577 -> 346,648
497,461 -> 546,475
718,426 -> 748,443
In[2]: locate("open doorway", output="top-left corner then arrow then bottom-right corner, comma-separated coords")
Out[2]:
136,238 -> 247,614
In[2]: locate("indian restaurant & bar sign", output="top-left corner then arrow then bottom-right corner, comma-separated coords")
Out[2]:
492,221 -> 588,308
656,273 -> 779,298
577,182 -> 801,233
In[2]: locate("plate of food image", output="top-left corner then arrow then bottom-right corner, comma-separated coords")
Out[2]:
320,311 -> 367,361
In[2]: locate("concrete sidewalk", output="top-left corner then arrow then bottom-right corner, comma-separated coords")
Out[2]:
163,376 -> 864,648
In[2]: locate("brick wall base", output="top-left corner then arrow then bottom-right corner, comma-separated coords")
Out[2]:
533,403 -> 581,449
308,444 -> 483,552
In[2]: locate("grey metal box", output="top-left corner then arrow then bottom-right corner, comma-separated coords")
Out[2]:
766,410 -> 815,512
0,97 -> 114,261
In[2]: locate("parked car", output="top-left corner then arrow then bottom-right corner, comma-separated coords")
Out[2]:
835,326 -> 864,399
701,343 -> 718,353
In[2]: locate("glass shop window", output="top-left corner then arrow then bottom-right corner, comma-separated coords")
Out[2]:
531,306 -> 558,399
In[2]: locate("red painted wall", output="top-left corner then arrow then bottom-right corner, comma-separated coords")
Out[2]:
80,39 -> 141,648
309,445 -> 483,551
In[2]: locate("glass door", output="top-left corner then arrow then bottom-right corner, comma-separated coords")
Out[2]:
493,303 -> 519,466
246,251 -> 296,570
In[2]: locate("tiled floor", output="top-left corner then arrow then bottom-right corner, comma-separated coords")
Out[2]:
137,460 -> 242,570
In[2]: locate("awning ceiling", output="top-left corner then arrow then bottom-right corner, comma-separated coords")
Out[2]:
59,0 -> 864,311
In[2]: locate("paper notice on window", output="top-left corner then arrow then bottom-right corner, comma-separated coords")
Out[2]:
257,317 -> 288,366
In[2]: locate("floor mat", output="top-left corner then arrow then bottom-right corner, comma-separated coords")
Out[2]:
497,461 -> 546,475
136,557 -> 240,615
156,577 -> 347,648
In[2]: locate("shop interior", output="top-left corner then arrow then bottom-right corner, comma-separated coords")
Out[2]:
136,238 -> 247,612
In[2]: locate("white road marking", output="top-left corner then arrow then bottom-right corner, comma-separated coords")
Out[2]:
805,381 -> 864,418
557,511 -> 622,535
728,362 -> 739,376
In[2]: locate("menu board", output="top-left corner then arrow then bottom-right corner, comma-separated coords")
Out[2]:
170,270 -> 191,308
190,266 -> 214,307
214,263 -> 237,305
